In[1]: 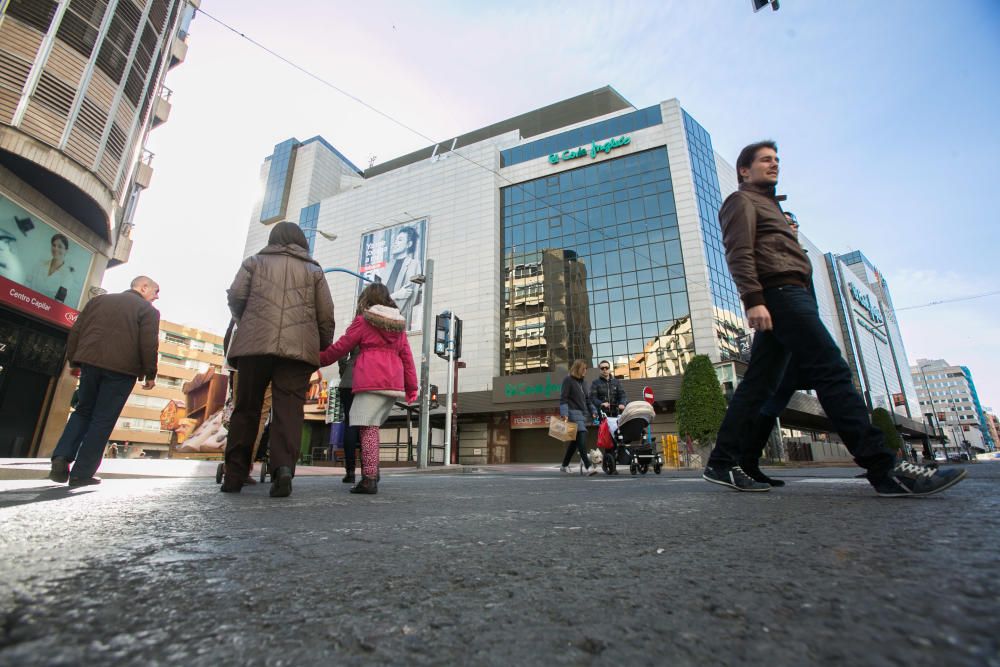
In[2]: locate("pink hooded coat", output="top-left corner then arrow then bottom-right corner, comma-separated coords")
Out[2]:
320,305 -> 418,402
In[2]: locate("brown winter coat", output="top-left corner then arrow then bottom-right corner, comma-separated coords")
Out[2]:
226,243 -> 335,367
720,182 -> 813,310
66,289 -> 160,381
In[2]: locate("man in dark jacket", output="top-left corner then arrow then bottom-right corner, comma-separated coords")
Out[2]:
224,222 -> 335,497
589,360 -> 627,416
702,141 -> 965,497
48,276 -> 161,486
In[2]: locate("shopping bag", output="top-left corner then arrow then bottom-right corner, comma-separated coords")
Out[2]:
329,421 -> 345,447
548,416 -> 578,442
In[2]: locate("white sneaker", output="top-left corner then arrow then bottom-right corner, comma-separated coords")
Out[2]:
560,466 -> 573,474
587,466 -> 599,477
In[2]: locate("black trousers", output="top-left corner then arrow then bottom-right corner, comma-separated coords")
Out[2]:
708,285 -> 895,480
339,387 -> 361,470
226,355 -> 314,482
561,428 -> 591,469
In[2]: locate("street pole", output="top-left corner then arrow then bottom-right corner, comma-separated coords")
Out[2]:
416,260 -> 433,468
443,310 -> 456,466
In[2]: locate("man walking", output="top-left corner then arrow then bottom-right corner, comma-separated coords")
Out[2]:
49,276 -> 161,486
703,141 -> 965,496
740,211 -> 805,488
590,360 -> 627,416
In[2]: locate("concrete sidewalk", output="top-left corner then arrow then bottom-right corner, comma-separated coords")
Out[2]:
0,458 -> 797,480
0,457 -> 500,480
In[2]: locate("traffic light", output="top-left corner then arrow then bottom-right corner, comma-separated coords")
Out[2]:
434,313 -> 450,359
752,0 -> 779,11
433,312 -> 463,360
429,384 -> 439,409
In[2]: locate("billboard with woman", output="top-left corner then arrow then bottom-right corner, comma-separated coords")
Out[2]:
0,195 -> 93,311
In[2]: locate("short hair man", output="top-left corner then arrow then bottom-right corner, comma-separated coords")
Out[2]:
703,142 -> 964,496
49,276 -> 161,486
589,360 -> 627,416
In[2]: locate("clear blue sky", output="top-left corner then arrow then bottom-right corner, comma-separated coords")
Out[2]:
105,0 -> 1000,406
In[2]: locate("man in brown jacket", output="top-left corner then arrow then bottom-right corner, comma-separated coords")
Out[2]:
223,222 -> 335,497
702,141 -> 965,497
49,276 -> 160,486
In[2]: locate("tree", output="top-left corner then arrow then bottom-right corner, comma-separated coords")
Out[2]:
676,355 -> 728,449
871,408 -> 903,452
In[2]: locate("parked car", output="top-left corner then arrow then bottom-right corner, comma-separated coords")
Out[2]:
976,451 -> 1000,463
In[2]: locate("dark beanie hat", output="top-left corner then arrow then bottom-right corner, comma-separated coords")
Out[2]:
268,221 -> 309,250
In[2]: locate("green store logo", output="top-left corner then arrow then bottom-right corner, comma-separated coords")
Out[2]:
505,375 -> 562,398
548,135 -> 630,165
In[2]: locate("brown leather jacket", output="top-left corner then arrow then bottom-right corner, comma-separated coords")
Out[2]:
226,243 -> 335,367
66,289 -> 160,380
720,182 -> 812,309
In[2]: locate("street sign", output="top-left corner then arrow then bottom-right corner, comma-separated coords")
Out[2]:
643,386 -> 654,404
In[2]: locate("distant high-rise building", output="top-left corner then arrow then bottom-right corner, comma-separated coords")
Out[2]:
0,0 -> 198,457
911,359 -> 994,455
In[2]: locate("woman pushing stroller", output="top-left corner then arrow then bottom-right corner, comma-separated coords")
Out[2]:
320,283 -> 418,495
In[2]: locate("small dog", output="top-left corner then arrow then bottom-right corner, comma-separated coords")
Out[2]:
587,449 -> 603,467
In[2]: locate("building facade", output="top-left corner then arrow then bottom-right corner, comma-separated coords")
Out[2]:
825,250 -> 920,421
110,319 -> 223,458
911,358 -> 995,455
0,0 -> 195,458
241,87 -> 929,464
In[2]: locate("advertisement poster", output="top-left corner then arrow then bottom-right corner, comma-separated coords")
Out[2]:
1,194 -> 92,310
358,218 -> 427,331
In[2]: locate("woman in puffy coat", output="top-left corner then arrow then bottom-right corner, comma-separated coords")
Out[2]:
224,222 -> 335,497
320,283 -> 418,495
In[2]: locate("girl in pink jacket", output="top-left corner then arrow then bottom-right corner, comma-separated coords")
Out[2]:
320,283 -> 418,494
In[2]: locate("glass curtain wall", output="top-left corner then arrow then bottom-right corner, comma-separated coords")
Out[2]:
682,112 -> 749,360
502,147 -> 694,378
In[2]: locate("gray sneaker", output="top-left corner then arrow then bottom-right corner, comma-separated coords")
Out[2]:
702,465 -> 771,492
873,461 -> 967,497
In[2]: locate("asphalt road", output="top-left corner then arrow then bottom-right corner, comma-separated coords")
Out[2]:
1,464 -> 998,666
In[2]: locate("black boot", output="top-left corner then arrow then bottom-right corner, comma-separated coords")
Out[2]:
269,466 -> 293,497
350,476 -> 378,495
342,468 -> 356,484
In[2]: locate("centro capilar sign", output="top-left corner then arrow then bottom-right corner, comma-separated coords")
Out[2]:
548,135 -> 630,165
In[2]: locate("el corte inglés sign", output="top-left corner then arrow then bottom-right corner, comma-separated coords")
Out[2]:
548,135 -> 630,165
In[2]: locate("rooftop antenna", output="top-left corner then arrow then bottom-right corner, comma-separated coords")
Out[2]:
367,154 -> 377,169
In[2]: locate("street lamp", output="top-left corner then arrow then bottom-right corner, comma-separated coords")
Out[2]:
413,261 -> 434,468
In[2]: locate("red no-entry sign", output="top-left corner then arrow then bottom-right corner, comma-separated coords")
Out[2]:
643,386 -> 654,404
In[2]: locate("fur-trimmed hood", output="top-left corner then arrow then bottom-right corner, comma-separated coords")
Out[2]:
363,304 -> 406,332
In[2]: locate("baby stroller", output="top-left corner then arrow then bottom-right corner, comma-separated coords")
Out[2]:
599,401 -> 661,475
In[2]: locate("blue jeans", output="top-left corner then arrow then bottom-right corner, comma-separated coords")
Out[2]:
52,364 -> 136,480
760,360 -> 799,418
708,285 -> 894,479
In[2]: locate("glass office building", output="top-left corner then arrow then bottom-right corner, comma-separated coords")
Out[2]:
502,146 -> 693,378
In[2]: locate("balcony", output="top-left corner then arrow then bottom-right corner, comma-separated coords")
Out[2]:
135,149 -> 154,188
169,37 -> 188,69
151,87 -> 173,128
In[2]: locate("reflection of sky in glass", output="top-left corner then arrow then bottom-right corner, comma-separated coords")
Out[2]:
502,147 -> 695,377
682,111 -> 749,361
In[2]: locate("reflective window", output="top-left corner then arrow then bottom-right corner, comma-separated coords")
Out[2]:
260,139 -> 298,223
682,111 -> 749,360
299,203 -> 320,255
502,147 -> 695,378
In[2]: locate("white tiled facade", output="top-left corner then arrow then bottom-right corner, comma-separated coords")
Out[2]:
239,96 -> 756,397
